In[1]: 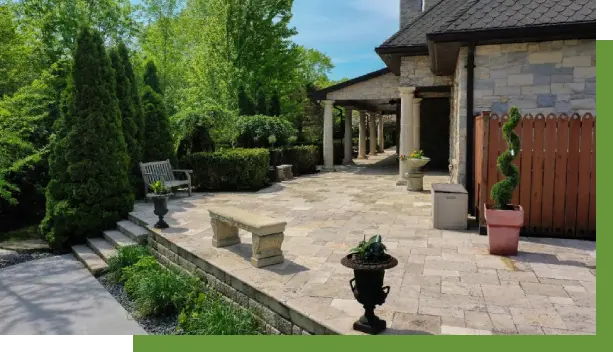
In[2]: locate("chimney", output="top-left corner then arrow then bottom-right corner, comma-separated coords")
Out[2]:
400,0 -> 422,29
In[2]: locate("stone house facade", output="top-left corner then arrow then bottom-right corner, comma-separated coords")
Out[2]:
312,0 -> 596,210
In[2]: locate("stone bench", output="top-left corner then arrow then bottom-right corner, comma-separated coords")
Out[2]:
276,164 -> 294,181
208,206 -> 286,268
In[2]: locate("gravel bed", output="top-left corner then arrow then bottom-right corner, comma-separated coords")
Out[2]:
97,273 -> 180,335
0,251 -> 57,270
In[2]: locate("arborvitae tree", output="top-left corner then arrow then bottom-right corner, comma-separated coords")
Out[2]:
110,43 -> 144,198
141,84 -> 174,163
121,46 -> 145,166
256,88 -> 268,115
40,27 -> 133,250
143,60 -> 162,95
268,90 -> 281,116
237,85 -> 256,116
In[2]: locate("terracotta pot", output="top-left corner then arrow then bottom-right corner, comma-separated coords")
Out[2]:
484,204 -> 524,256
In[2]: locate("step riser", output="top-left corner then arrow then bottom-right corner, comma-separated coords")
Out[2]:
103,230 -> 137,249
128,214 -> 148,228
72,245 -> 108,277
86,238 -> 117,263
117,223 -> 148,245
117,216 -> 149,245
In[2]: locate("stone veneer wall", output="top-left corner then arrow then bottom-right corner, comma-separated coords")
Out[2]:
132,215 -> 334,336
449,48 -> 468,186
400,56 -> 453,87
473,40 -> 596,115
327,72 -> 400,101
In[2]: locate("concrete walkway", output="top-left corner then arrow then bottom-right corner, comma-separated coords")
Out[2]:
0,255 -> 146,335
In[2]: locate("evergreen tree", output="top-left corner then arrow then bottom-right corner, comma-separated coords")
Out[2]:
142,61 -> 174,163
40,27 -> 133,250
110,43 -> 144,198
268,90 -> 281,116
143,60 -> 162,95
237,85 -> 256,116
256,88 -> 268,115
120,45 -> 145,165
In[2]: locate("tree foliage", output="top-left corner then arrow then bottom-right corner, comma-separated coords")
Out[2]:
40,27 -> 133,249
111,43 -> 145,198
142,67 -> 174,163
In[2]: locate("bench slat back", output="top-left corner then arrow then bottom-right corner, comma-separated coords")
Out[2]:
140,159 -> 175,185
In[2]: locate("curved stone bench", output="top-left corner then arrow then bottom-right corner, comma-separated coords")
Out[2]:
208,206 -> 286,268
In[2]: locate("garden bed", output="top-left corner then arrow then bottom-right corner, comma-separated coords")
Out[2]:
99,245 -> 267,336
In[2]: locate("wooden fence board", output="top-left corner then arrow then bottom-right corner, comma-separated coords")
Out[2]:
519,115 -> 535,230
589,117 -> 596,235
541,114 -> 558,233
576,115 -> 594,237
529,114 -> 546,233
552,115 -> 570,234
564,115 -> 582,236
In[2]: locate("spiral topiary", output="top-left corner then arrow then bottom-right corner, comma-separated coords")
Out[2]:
490,106 -> 521,210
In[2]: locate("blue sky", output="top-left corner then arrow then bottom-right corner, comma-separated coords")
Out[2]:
289,0 -> 400,81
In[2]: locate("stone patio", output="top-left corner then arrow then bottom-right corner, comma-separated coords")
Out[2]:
132,150 -> 596,335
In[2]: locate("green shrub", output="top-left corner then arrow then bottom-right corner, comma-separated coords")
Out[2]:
40,27 -> 133,250
172,109 -> 215,160
106,245 -> 150,282
491,107 -> 521,210
235,115 -> 296,148
122,256 -> 195,317
269,148 -> 284,167
185,148 -> 269,191
178,289 -> 263,335
283,145 -> 319,175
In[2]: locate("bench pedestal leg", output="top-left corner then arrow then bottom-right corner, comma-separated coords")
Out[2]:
251,233 -> 284,268
211,219 -> 240,248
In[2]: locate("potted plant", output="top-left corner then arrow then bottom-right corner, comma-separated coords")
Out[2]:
147,180 -> 173,229
485,107 -> 523,256
341,235 -> 398,335
399,150 -> 430,191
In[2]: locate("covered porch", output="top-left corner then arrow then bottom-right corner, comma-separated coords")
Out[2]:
311,68 -> 451,186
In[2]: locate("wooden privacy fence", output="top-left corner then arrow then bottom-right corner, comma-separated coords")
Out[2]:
474,111 -> 596,240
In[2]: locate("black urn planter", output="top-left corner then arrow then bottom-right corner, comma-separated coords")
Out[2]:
147,193 -> 172,229
341,254 -> 398,335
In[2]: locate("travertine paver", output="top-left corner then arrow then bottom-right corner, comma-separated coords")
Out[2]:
131,149 -> 596,335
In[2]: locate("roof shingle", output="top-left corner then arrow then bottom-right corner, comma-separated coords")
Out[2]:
378,0 -> 596,48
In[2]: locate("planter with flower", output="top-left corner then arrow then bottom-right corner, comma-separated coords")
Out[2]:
485,107 -> 523,256
341,234 -> 398,335
399,150 -> 430,191
147,180 -> 173,229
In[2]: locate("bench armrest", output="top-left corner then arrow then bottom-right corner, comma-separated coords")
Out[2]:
173,169 -> 193,174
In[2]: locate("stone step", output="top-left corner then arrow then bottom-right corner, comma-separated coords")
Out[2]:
103,230 -> 137,249
86,238 -> 118,262
117,220 -> 148,244
72,245 -> 107,276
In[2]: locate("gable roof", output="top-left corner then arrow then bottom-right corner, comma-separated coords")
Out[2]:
379,0 -> 471,49
378,0 -> 595,50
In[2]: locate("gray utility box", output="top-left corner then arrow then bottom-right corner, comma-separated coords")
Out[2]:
431,184 -> 468,230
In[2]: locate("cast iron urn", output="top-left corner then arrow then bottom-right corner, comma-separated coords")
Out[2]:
147,193 -> 172,229
341,236 -> 398,335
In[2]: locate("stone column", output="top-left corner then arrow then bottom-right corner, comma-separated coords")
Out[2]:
368,113 -> 377,156
358,111 -> 367,159
322,100 -> 335,171
343,108 -> 353,164
378,115 -> 385,152
413,98 -> 422,151
397,87 -> 415,186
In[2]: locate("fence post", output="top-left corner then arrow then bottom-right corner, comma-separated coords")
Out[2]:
478,111 -> 491,227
